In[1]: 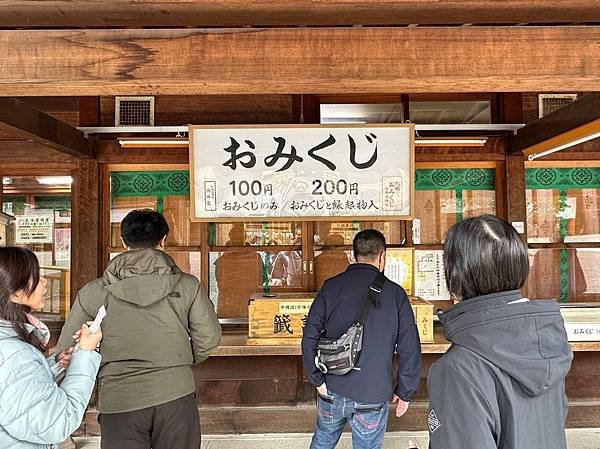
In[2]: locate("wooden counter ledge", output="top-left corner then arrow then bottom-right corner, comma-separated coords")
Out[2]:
214,328 -> 599,356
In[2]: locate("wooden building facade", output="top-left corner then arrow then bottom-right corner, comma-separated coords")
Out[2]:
0,1 -> 599,435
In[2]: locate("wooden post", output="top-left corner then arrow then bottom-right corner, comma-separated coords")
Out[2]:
70,160 -> 100,303
506,155 -> 527,244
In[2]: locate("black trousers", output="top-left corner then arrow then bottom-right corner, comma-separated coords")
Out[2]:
98,393 -> 200,449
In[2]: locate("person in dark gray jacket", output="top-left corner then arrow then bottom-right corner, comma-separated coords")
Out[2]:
428,215 -> 573,449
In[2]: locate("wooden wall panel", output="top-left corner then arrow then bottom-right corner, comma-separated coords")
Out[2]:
523,93 -> 540,124
101,95 -> 293,126
1,28 -> 600,95
0,143 -> 79,168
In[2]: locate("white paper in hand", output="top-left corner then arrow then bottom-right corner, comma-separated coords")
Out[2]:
88,305 -> 107,335
51,305 -> 107,380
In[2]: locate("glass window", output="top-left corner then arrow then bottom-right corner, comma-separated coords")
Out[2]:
526,168 -> 600,243
110,171 -> 202,248
525,166 -> 600,304
528,248 -> 600,303
1,176 -> 72,318
414,168 -> 496,244
208,222 -> 304,318
409,101 -> 491,124
320,103 -> 404,124
314,221 -> 406,247
210,222 -> 302,246
210,249 -> 303,318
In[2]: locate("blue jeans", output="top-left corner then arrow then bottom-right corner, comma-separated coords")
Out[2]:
310,390 -> 389,449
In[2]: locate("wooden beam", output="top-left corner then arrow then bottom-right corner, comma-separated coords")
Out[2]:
510,94 -> 600,157
1,27 -> 600,95
0,98 -> 94,158
1,1 -> 599,27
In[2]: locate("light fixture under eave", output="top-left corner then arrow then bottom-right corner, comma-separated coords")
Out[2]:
527,130 -> 600,161
118,138 -> 189,149
36,176 -> 73,185
415,138 -> 487,147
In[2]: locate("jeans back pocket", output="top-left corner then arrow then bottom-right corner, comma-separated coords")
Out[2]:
317,393 -> 336,424
352,403 -> 387,436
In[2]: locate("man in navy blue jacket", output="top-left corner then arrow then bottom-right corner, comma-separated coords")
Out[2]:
302,229 -> 421,449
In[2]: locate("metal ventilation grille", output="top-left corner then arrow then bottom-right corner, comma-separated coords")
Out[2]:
538,94 -> 577,118
115,96 -> 155,126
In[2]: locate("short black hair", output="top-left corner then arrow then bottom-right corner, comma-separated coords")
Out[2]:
443,214 -> 529,300
353,229 -> 386,261
121,209 -> 169,249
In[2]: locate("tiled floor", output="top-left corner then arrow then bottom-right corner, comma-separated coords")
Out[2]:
75,428 -> 600,448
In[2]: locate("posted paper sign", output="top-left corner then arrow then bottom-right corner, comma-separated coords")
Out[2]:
386,248 -> 413,295
16,215 -> 54,244
190,125 -> 414,220
414,250 -> 450,301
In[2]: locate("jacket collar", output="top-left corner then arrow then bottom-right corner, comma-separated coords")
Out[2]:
346,263 -> 381,273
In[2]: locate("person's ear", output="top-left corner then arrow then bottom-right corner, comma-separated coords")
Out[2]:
158,235 -> 167,249
9,290 -> 26,305
120,237 -> 129,251
380,251 -> 386,271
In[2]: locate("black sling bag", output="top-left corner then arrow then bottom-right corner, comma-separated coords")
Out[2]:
314,271 -> 386,376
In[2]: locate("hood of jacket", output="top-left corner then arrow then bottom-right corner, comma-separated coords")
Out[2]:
102,248 -> 183,307
439,290 -> 573,397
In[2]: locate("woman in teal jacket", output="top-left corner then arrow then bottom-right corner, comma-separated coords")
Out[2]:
0,247 -> 102,449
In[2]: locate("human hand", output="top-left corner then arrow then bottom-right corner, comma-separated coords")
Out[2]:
78,322 -> 103,351
317,382 -> 328,396
56,347 -> 74,368
392,394 -> 409,417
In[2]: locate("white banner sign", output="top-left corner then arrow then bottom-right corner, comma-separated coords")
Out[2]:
16,215 -> 54,244
190,125 -> 414,220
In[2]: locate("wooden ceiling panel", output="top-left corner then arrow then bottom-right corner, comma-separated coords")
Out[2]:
0,1 -> 599,27
0,27 -> 599,95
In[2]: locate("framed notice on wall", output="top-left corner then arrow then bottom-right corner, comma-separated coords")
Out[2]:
15,214 -> 54,244
414,250 -> 450,301
386,248 -> 413,296
189,124 -> 414,221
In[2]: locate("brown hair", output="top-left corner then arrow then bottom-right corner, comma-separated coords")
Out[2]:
0,247 -> 45,352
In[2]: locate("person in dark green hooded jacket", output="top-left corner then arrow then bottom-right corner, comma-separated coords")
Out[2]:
57,209 -> 221,449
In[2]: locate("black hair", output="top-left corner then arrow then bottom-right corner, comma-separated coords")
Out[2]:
121,209 -> 169,249
0,247 -> 45,352
443,214 -> 529,300
353,229 -> 386,261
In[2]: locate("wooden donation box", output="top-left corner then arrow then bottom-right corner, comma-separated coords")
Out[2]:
560,304 -> 600,341
248,293 -> 315,345
248,293 -> 435,345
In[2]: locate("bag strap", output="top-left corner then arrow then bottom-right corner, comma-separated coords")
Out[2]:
355,271 -> 386,325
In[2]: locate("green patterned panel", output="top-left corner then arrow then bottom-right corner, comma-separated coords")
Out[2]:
559,249 -> 569,304
33,195 -> 71,210
2,195 -> 25,215
111,171 -> 190,198
455,190 -> 464,222
111,171 -> 190,214
525,168 -> 600,190
415,168 -> 495,191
